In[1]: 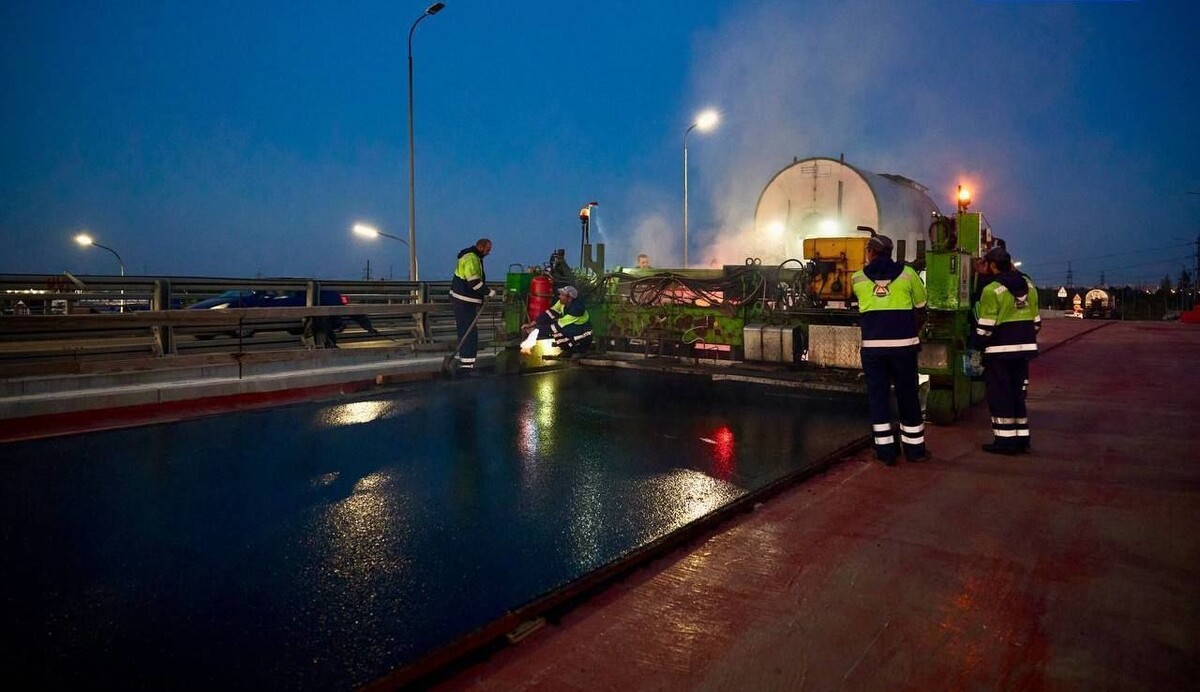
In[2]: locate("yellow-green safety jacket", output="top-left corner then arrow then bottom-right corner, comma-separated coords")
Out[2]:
450,246 -> 487,304
973,271 -> 1040,358
851,258 -> 927,353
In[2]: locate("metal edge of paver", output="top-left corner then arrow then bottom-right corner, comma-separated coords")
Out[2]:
361,433 -> 872,691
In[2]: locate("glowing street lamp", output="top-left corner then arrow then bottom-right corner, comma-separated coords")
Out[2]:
353,222 -> 409,247
74,232 -> 125,276
353,222 -> 417,279
407,1 -> 446,281
683,108 -> 719,268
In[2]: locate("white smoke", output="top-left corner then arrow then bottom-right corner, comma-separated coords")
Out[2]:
678,0 -> 1089,268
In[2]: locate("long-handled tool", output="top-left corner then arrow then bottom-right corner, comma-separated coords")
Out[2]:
442,292 -> 491,376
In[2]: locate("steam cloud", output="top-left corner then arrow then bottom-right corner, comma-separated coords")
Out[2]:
632,0 -> 1087,270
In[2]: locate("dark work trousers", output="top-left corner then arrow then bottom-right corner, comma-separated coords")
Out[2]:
452,299 -> 481,369
861,349 -> 926,461
984,357 -> 1030,450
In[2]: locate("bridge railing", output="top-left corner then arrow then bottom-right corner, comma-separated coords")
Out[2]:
0,274 -> 506,372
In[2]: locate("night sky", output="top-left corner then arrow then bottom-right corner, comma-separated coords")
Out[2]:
2,0 -> 1197,287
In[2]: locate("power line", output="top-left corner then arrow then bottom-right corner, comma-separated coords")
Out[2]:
1020,241 -> 1193,269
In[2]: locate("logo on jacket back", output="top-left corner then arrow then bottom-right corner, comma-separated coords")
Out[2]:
1014,295 -> 1028,309
873,280 -> 891,298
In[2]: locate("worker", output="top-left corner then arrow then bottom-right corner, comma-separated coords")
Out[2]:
523,285 -> 592,356
973,246 -> 1040,454
851,234 -> 928,465
449,238 -> 495,372
636,253 -> 652,269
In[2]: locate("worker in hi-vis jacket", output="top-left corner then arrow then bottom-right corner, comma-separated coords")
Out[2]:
973,245 -> 1040,455
851,234 -> 928,466
449,238 -> 494,372
522,285 -> 593,357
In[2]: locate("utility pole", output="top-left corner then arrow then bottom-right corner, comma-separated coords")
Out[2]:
1193,232 -> 1199,311
1067,261 -> 1074,291
1189,192 -> 1200,311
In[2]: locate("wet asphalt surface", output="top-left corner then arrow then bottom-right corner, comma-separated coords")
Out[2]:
0,368 -> 864,689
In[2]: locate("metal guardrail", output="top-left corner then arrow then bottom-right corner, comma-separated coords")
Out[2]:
0,274 -> 506,371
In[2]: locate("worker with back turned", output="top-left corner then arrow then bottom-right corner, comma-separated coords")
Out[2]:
449,238 -> 494,373
851,234 -> 928,465
973,246 -> 1040,454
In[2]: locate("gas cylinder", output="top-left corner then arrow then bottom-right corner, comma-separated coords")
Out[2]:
528,274 -> 554,323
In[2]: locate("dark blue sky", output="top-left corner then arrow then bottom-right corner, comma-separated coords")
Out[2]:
2,0 -> 1197,286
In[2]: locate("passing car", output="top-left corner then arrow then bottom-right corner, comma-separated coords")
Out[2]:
189,290 -> 373,339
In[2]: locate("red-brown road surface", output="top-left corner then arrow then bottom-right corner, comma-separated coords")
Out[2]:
433,319 -> 1199,690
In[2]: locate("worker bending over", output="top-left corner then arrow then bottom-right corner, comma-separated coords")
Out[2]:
523,285 -> 593,356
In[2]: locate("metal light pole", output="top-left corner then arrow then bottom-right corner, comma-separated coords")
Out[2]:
75,232 -> 126,312
682,109 -> 718,269
1189,192 -> 1200,311
353,223 -> 416,274
407,1 -> 445,281
74,233 -> 125,276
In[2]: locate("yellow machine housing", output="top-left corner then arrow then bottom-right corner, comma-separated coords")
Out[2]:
802,237 -> 870,301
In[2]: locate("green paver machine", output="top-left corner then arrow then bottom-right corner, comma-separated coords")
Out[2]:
500,158 -> 1001,424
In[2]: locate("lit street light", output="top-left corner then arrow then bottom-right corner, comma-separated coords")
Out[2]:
353,222 -> 409,247
407,1 -> 446,281
74,232 -> 125,276
353,223 -> 417,279
683,109 -> 719,268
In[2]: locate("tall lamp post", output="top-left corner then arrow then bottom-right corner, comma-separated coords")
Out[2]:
75,232 -> 126,313
407,1 -> 446,281
74,233 -> 125,276
353,223 -> 414,278
683,109 -> 719,269
1189,191 -> 1200,312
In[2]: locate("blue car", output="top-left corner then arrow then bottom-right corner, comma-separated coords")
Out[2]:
188,289 -> 348,311
189,290 -> 372,340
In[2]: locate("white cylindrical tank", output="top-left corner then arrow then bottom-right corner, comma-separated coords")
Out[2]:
754,156 -> 941,263
1084,288 -> 1108,306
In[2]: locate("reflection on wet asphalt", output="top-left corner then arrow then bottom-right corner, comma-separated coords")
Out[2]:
0,368 -> 865,689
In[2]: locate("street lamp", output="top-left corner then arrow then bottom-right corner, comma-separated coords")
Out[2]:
683,108 -> 719,268
407,1 -> 446,281
353,222 -> 409,247
74,233 -> 125,276
353,223 -> 416,279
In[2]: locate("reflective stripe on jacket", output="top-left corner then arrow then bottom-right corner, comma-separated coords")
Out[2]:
851,262 -> 926,352
450,247 -> 486,304
974,273 -> 1040,358
536,299 -> 589,329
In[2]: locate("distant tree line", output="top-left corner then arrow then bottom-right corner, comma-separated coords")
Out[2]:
1035,269 -> 1195,320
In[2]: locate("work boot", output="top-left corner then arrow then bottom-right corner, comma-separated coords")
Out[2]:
906,452 -> 930,462
981,442 -> 1018,456
875,453 -> 897,467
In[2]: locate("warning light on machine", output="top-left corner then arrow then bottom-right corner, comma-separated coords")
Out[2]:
957,185 -> 972,213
